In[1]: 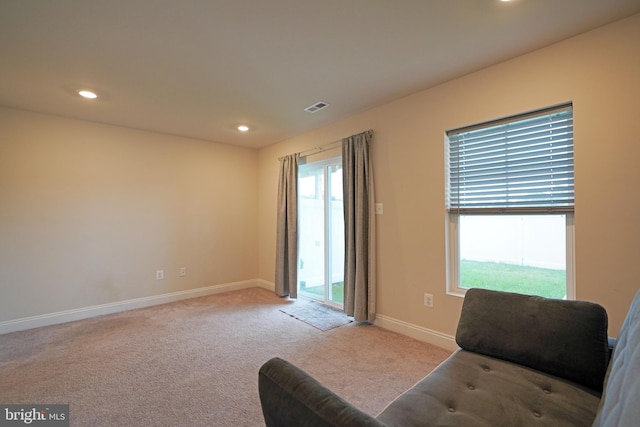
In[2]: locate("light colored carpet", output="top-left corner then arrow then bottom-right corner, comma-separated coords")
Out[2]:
0,287 -> 452,426
280,299 -> 353,331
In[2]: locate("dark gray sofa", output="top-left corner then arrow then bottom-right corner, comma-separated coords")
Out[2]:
259,288 -> 640,426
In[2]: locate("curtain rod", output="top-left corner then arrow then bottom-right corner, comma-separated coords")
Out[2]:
278,129 -> 373,161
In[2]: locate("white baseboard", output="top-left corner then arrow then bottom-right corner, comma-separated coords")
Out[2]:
255,279 -> 276,291
1,280 -> 456,353
0,279 -> 275,335
374,314 -> 458,352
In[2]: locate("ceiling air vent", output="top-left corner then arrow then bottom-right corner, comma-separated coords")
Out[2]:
304,101 -> 329,113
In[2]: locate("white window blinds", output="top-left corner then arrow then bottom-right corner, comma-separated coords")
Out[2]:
447,103 -> 574,214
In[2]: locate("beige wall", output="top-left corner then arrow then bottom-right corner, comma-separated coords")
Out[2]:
0,108 -> 258,322
2,14 -> 638,339
258,14 -> 640,337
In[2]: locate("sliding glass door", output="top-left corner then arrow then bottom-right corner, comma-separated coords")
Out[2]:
298,157 -> 344,307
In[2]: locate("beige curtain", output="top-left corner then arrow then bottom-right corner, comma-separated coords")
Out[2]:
342,131 -> 376,321
275,154 -> 299,298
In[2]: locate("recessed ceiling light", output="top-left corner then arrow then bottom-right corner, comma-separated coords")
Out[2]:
237,125 -> 250,132
78,90 -> 98,99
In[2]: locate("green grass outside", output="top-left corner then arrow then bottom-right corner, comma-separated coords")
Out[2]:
301,282 -> 344,304
300,260 -> 565,303
460,260 -> 566,299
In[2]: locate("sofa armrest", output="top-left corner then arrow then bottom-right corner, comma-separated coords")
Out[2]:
258,357 -> 385,427
592,290 -> 640,427
456,288 -> 609,391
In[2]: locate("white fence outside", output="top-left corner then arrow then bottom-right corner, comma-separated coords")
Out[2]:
460,215 -> 566,270
298,198 -> 344,287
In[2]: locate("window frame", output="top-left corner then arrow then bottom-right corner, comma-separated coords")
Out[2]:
444,104 -> 575,299
446,212 -> 575,299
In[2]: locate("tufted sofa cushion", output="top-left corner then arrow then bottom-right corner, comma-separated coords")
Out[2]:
376,349 -> 601,426
455,288 -> 609,392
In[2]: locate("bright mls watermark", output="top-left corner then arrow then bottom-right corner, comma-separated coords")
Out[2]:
1,405 -> 69,426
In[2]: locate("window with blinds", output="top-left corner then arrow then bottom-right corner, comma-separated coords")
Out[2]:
446,103 -> 574,214
445,103 -> 575,300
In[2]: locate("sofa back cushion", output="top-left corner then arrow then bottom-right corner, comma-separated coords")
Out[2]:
456,288 -> 609,391
592,290 -> 640,426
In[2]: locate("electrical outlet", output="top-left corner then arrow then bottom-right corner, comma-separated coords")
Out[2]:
424,293 -> 433,308
156,270 -> 164,280
179,267 -> 187,277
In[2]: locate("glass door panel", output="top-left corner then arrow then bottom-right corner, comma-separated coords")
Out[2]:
298,157 -> 344,307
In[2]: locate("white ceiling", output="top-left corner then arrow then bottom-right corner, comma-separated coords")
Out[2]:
2,1 -> 639,149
